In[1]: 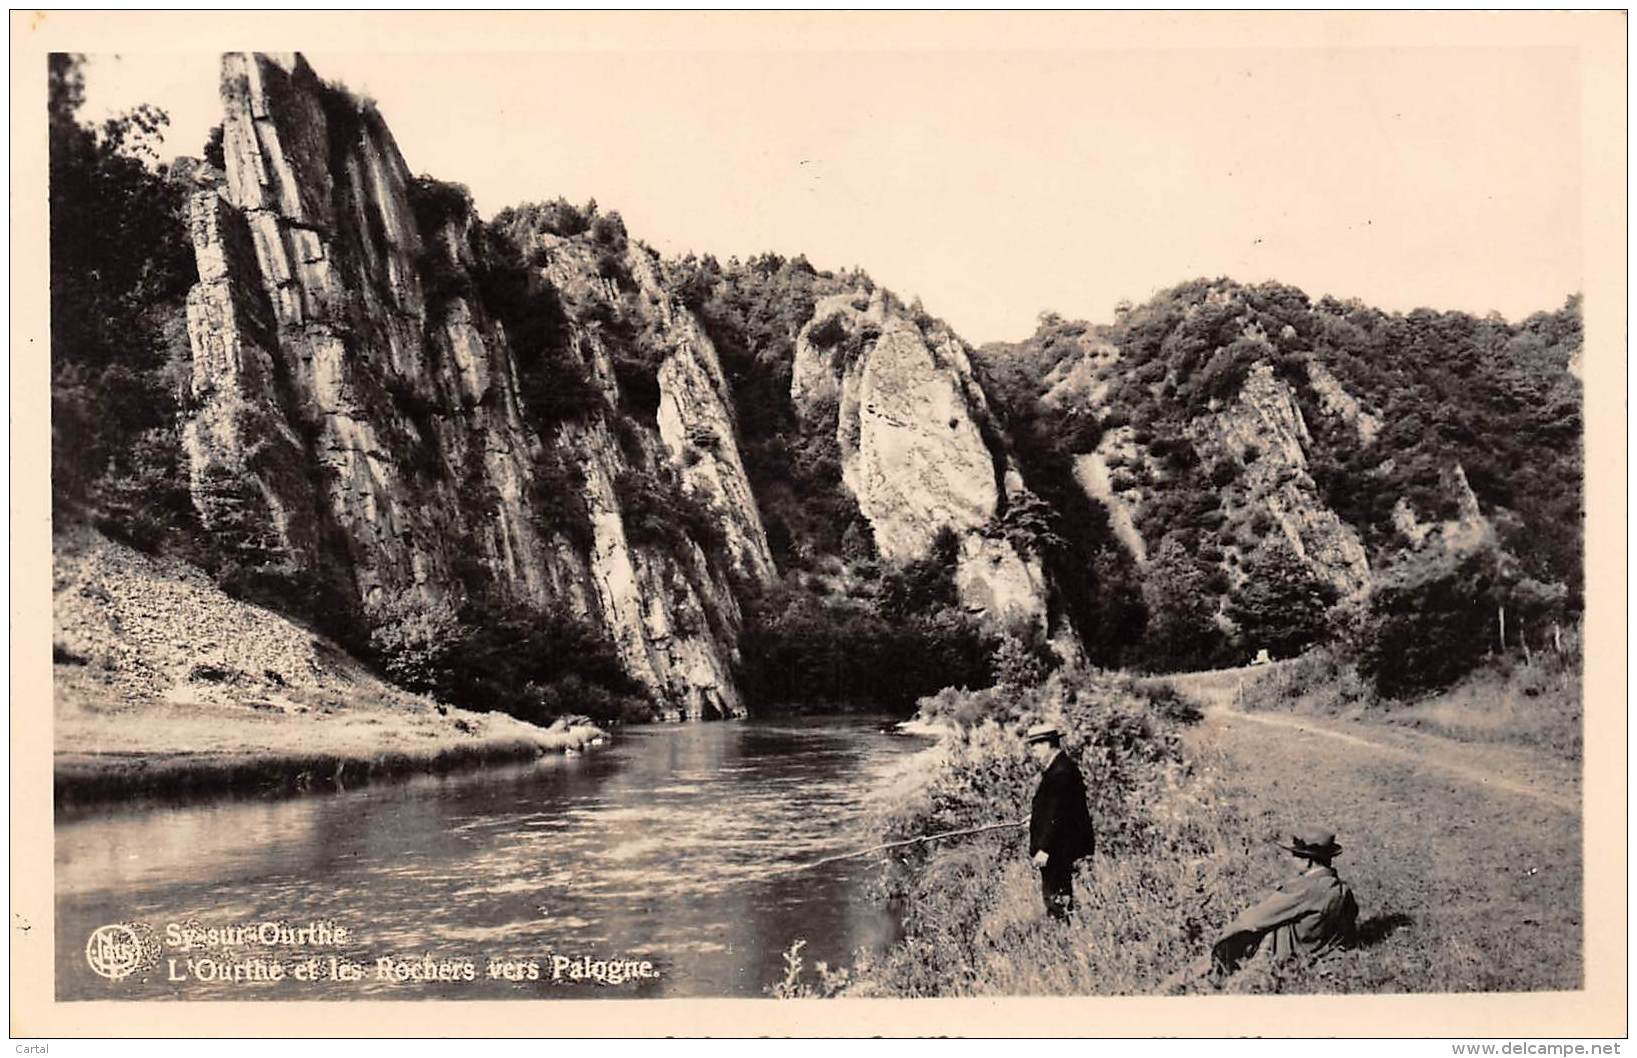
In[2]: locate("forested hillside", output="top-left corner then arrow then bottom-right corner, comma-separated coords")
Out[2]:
975,280 -> 1582,686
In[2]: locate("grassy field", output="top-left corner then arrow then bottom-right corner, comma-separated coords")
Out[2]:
774,661 -> 1582,997
1186,702 -> 1580,995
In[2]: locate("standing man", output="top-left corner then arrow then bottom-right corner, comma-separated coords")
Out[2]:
1026,722 -> 1096,922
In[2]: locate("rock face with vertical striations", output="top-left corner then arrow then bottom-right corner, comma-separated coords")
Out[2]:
181,52 -> 772,717
790,288 -> 1073,650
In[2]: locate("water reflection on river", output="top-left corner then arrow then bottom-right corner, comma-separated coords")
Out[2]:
55,715 -> 930,1000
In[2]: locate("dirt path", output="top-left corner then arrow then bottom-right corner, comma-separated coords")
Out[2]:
1171,673 -> 1583,992
1162,665 -> 1581,812
1204,706 -> 1579,813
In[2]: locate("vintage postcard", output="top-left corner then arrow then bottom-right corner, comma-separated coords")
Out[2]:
10,10 -> 1627,1039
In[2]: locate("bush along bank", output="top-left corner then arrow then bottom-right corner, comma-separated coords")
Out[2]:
772,667 -> 1271,997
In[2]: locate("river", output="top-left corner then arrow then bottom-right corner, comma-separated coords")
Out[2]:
55,715 -> 934,1000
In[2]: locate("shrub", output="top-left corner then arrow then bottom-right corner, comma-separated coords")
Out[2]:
879,526 -> 961,619
989,491 -> 1068,558
493,197 -> 594,238
840,668 -> 1224,998
367,596 -> 648,724
416,251 -> 476,317
202,123 -> 225,168
406,174 -> 472,235
1140,541 -> 1233,671
807,311 -> 850,348
596,249 -> 630,289
767,940 -> 851,999
611,352 -> 662,420
530,453 -> 593,550
736,574 -> 996,712
590,211 -> 627,250
366,594 -> 464,693
991,625 -> 1055,690
840,322 -> 882,367
614,466 -> 727,557
1224,543 -> 1340,659
1352,544 -> 1505,697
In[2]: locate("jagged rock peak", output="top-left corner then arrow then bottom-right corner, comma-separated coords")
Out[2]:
178,52 -> 773,717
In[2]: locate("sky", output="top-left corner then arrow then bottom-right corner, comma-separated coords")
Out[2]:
79,43 -> 1583,345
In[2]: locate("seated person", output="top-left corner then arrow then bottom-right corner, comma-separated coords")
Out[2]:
1212,828 -> 1358,975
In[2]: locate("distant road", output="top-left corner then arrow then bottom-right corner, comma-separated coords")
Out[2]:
1149,661 -> 1298,712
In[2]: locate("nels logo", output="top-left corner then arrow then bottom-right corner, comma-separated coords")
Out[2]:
85,922 -> 161,981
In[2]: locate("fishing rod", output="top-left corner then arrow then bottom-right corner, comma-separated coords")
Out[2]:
764,817 -> 1030,876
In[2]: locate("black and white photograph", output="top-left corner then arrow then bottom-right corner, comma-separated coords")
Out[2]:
13,9 -> 1626,1039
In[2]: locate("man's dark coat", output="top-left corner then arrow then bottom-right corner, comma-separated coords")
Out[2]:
1029,751 -> 1096,864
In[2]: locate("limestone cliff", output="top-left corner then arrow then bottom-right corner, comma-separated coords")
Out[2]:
182,53 -> 770,717
790,288 -> 1071,649
58,50 -> 1583,708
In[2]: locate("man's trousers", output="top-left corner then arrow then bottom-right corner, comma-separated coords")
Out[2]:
1040,860 -> 1074,921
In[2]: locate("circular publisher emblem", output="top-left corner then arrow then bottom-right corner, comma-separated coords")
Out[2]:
85,923 -> 147,981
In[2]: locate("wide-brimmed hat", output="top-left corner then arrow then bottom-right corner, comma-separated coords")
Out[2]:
1024,722 -> 1062,745
1276,829 -> 1343,859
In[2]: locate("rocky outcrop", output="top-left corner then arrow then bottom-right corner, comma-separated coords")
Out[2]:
953,533 -> 1050,631
1072,452 -> 1147,564
189,51 -> 551,613
628,253 -> 776,588
181,53 -> 768,716
820,291 -> 997,559
1303,359 -> 1382,446
1391,463 -> 1494,556
791,289 -> 1068,641
1192,362 -> 1372,600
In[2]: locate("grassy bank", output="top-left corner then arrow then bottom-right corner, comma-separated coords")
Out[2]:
53,528 -> 605,810
772,663 -> 1580,997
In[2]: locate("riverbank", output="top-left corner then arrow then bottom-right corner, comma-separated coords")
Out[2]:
52,528 -> 605,809
783,663 -> 1582,998
55,689 -> 606,808
810,667 -> 1227,997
